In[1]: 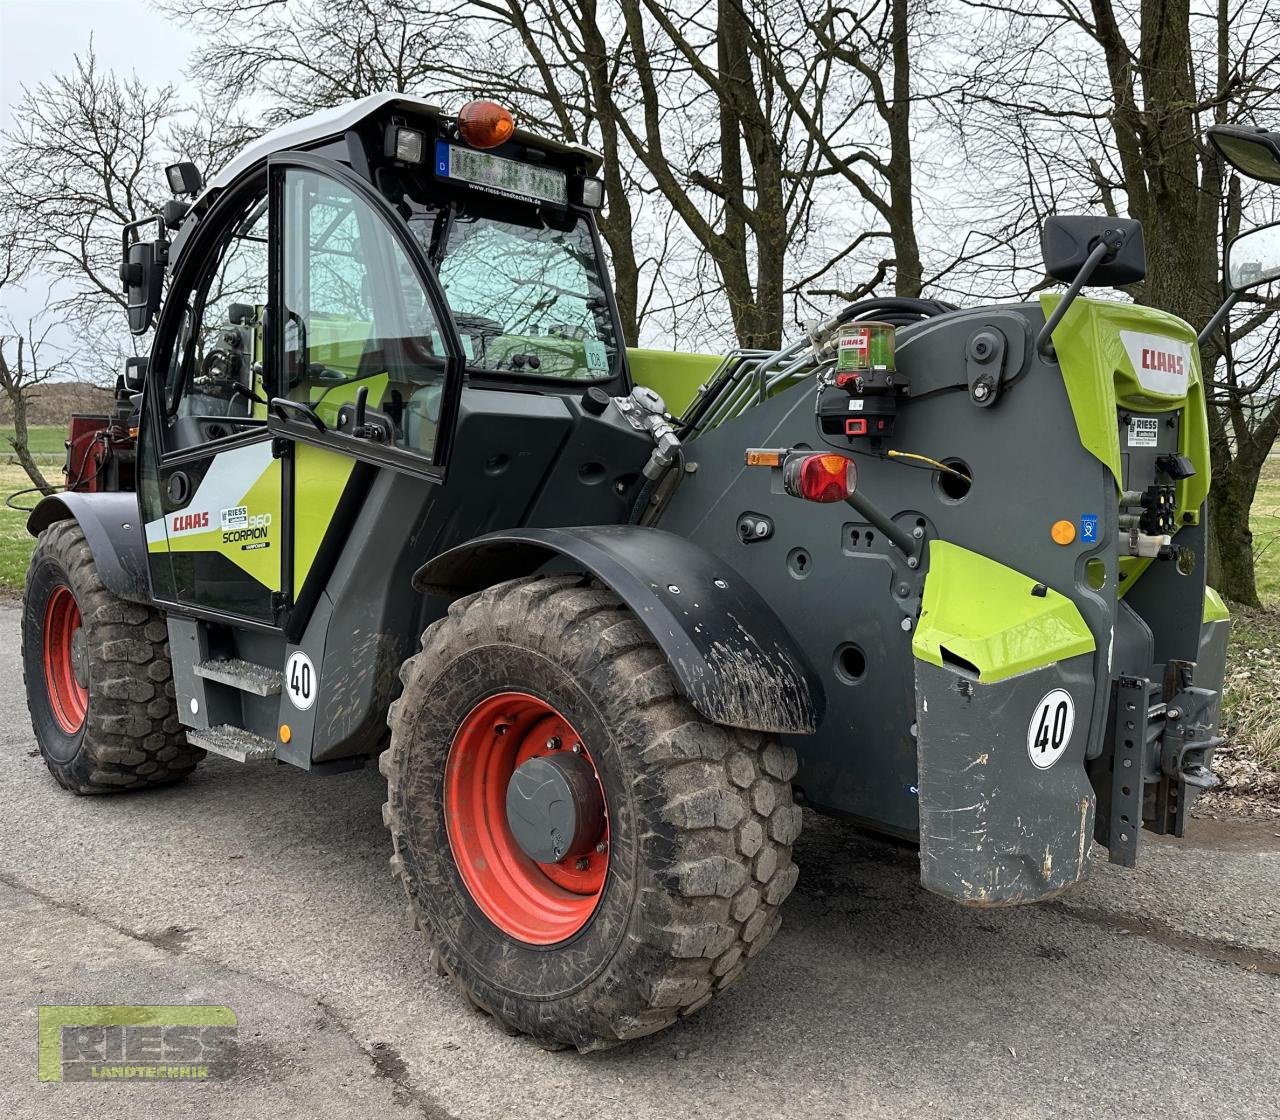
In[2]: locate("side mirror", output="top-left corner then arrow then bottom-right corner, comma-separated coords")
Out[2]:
1227,220 -> 1280,292
1208,124 -> 1280,186
119,215 -> 168,336
1198,218 -> 1280,348
1037,216 -> 1146,356
123,355 -> 148,392
1041,215 -> 1146,287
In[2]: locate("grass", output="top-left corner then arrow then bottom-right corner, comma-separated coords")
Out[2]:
9,425 -> 71,460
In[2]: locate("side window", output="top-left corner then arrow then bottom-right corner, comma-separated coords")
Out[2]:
164,198 -> 269,443
282,168 -> 448,461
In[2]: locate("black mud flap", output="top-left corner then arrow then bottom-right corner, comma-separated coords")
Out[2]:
914,652 -> 1096,905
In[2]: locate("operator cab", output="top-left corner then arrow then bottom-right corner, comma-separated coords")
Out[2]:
125,94 -> 626,467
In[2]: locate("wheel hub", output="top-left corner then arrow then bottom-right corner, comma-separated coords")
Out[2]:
506,752 -> 605,864
42,584 -> 88,735
444,692 -> 610,944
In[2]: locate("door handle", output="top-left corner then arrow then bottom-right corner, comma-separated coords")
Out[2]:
166,471 -> 191,506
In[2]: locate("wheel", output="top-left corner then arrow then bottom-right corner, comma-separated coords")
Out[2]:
382,574 -> 802,1050
21,519 -> 204,794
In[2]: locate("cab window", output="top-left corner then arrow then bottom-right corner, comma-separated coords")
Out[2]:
163,197 -> 269,448
281,168 -> 448,460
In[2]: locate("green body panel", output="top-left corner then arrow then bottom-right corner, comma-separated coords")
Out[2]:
1203,585 -> 1230,624
627,347 -> 722,415
1044,294 -> 1212,593
292,442 -> 356,590
912,540 -> 1096,683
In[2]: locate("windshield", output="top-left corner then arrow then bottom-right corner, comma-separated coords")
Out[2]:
410,207 -> 619,381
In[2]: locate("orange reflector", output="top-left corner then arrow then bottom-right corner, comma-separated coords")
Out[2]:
785,453 -> 857,504
279,724 -> 292,744
745,448 -> 783,467
457,100 -> 515,149
1051,519 -> 1076,545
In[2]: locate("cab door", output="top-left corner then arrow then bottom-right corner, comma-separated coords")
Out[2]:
264,155 -> 465,619
141,180 -> 284,625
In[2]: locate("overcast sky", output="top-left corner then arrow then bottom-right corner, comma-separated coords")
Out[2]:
1,0 -> 196,346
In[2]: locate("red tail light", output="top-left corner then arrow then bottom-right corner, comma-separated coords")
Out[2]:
784,453 -> 857,503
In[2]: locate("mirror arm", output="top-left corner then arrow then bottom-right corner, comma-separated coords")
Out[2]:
1036,236 -> 1119,358
1196,290 -> 1241,349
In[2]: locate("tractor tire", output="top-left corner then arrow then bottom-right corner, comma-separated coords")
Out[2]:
382,574 -> 802,1051
21,519 -> 203,794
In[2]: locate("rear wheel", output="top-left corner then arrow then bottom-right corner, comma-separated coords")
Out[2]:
21,519 -> 203,794
383,575 -> 802,1050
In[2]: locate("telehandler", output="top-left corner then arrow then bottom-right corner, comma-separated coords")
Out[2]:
21,95 -> 1280,1050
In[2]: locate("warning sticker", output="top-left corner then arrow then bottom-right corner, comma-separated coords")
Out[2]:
1128,416 -> 1159,448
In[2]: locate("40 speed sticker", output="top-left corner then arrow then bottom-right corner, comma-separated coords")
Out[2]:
1027,688 -> 1075,769
284,651 -> 317,711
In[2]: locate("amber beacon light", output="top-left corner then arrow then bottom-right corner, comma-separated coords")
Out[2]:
457,100 -> 515,149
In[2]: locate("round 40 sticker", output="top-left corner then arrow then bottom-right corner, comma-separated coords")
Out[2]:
1027,688 -> 1075,769
284,651 -> 317,711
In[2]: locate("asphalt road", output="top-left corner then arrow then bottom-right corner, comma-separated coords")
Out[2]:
0,605 -> 1276,1119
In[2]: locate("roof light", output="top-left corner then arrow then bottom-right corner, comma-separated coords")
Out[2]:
784,453 -> 857,503
385,125 -> 425,164
457,100 -> 515,149
580,177 -> 605,208
165,161 -> 202,197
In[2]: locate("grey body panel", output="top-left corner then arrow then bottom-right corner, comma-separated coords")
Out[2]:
655,303 -> 1122,834
414,525 -> 824,734
28,493 -> 149,603
915,654 -> 1096,905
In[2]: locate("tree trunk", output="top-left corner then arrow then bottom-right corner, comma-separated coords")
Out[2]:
1208,465 -> 1260,605
7,390 -> 55,496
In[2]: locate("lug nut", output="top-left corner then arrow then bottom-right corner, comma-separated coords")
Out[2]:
572,743 -> 582,754
575,857 -> 590,871
546,736 -> 561,750
595,841 -> 607,853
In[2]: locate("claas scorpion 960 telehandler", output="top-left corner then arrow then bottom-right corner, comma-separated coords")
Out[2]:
21,96 -> 1278,1050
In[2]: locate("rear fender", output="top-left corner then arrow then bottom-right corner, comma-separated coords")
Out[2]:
27,493 -> 150,604
413,525 -> 824,734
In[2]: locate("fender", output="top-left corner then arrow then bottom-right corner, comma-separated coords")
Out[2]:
414,525 -> 824,735
27,493 -> 150,604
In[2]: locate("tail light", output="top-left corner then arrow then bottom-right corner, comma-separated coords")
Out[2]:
784,453 -> 857,503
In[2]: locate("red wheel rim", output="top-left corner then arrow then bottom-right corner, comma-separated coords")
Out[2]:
43,584 -> 88,734
445,692 -> 610,945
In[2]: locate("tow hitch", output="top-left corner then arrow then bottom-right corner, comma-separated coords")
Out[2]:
1094,660 -> 1222,868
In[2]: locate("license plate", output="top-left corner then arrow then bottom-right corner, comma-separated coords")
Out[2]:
434,142 -> 567,206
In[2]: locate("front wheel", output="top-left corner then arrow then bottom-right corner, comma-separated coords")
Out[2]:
382,575 -> 802,1050
21,519 -> 203,794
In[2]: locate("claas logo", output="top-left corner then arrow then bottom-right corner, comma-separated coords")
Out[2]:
171,512 -> 209,532
1140,347 -> 1185,377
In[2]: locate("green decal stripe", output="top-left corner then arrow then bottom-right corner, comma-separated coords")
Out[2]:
292,442 -> 356,590
627,347 -> 722,416
1203,586 -> 1230,624
912,540 -> 1095,684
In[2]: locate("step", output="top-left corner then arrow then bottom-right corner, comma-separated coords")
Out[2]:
193,657 -> 283,697
186,724 -> 278,763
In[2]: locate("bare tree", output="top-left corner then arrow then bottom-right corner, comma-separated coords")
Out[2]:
0,46 -> 255,371
956,0 -> 1280,605
0,311 -> 69,496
